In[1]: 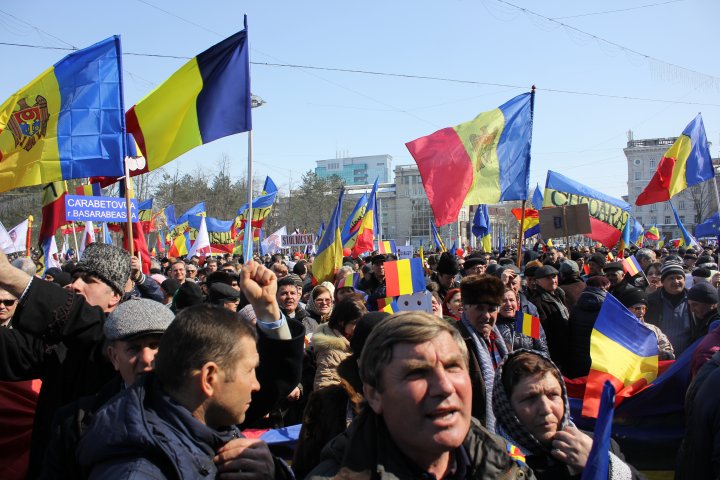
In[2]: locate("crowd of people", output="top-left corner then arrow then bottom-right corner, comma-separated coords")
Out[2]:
0,239 -> 718,479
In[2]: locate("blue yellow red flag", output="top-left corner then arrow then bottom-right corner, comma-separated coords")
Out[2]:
384,258 -> 426,297
0,37 -> 125,192
352,178 -> 379,256
670,200 -> 699,248
341,193 -> 368,248
312,188 -> 345,284
430,221 -> 447,252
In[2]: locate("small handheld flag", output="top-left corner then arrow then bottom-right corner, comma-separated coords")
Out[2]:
377,297 -> 399,314
622,255 -> 642,276
384,258 -> 426,297
515,311 -> 541,339
336,272 -> 358,290
375,240 -> 397,255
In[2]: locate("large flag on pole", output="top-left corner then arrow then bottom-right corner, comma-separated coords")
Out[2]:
126,22 -> 251,175
187,216 -> 211,258
341,193 -> 368,248
635,114 -> 714,206
312,189 -> 345,285
406,91 -> 534,226
669,200 -> 699,248
532,184 -> 544,211
430,221 -> 447,252
0,36 -> 126,192
351,178 -> 379,257
472,205 -> 492,252
695,212 -> 720,238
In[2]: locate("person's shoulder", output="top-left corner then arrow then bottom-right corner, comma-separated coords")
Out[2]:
88,455 -> 170,480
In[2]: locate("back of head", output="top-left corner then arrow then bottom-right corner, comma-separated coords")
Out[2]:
154,304 -> 257,394
359,311 -> 467,391
328,296 -> 367,331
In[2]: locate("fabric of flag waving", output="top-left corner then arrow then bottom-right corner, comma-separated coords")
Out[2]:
407,92 -> 532,226
126,29 -> 251,175
514,311 -> 541,339
582,294 -> 658,418
0,37 -> 125,193
635,114 -> 713,206
384,258 -> 426,297
543,170 -> 630,248
312,189 -> 344,285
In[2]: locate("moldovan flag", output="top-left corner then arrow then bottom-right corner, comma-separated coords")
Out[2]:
384,258 -> 426,297
341,193 -> 367,248
635,113 -> 713,206
138,199 -> 154,233
351,178 -> 379,256
311,189 -> 345,285
406,92 -> 533,226
514,311 -> 541,339
0,37 -> 126,193
644,225 -> 660,241
544,171 -> 630,248
582,294 -> 658,418
375,240 -> 397,255
126,23 -> 251,174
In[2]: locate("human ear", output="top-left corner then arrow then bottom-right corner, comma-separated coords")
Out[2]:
363,384 -> 383,415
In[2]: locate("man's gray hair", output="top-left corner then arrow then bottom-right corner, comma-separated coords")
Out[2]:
635,248 -> 656,264
359,312 -> 468,392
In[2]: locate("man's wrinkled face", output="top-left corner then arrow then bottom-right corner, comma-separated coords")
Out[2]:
688,299 -> 716,319
463,302 -> 499,338
587,261 -> 602,276
364,332 -> 472,464
438,273 -> 454,289
536,275 -> 558,293
604,269 -> 624,287
107,334 -> 162,385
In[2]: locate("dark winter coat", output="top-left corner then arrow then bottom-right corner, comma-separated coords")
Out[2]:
558,276 -> 586,310
676,350 -> 720,480
77,373 -> 293,479
496,314 -> 549,355
0,279 -> 116,478
529,287 -> 570,369
306,409 -> 535,479
566,287 -> 607,379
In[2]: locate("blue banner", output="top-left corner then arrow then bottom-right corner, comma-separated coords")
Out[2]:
65,195 -> 138,222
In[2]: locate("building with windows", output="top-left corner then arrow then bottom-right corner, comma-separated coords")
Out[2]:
315,155 -> 392,186
624,132 -> 719,241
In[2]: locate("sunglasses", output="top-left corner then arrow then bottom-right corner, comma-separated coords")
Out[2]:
0,299 -> 17,307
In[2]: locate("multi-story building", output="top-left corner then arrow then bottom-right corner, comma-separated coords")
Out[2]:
315,155 -> 392,186
624,132 -> 719,241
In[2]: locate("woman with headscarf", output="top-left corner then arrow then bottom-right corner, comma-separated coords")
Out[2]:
443,287 -> 462,319
496,287 -> 549,355
306,283 -> 335,326
310,296 -> 367,391
492,349 -> 641,479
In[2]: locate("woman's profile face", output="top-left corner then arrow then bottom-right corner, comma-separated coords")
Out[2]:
510,371 -> 564,446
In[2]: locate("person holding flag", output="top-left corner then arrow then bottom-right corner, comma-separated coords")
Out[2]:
495,287 -> 548,354
492,350 -> 640,479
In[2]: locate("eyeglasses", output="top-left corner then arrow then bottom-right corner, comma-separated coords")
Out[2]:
315,298 -> 332,304
0,299 -> 17,307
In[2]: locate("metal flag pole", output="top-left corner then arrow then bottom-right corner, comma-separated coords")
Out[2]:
243,130 -> 254,263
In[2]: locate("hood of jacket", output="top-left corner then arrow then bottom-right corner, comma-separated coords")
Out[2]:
312,322 -> 351,354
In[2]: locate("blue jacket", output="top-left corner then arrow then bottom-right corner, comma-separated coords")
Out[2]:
78,372 -> 239,479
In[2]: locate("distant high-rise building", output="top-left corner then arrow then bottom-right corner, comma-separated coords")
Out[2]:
315,155 -> 392,185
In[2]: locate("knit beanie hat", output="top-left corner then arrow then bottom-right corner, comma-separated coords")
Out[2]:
75,243 -> 131,295
619,288 -> 648,309
104,297 -> 175,341
688,282 -> 719,305
660,261 -> 685,281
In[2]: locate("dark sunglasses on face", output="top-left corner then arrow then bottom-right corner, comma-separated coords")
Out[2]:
0,299 -> 17,306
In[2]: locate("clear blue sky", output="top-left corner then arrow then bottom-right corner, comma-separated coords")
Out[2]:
2,0 -> 718,204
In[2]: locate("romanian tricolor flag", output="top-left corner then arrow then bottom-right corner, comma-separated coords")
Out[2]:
384,258 -> 426,297
234,177 -> 278,229
636,114 -> 714,206
622,255 -> 642,276
168,232 -> 189,258
375,240 -> 397,255
582,294 -> 658,418
311,189 -> 345,285
544,171 -> 630,248
351,178 -> 379,256
514,311 -> 541,339
511,208 -> 540,238
126,24 -> 251,175
0,37 -> 125,193
506,444 -> 526,465
75,183 -> 102,196
644,225 -> 660,241
407,92 -> 533,226
377,297 -> 399,314
670,200 -> 699,248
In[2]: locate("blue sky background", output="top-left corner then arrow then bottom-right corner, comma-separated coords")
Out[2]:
1,0 -> 718,203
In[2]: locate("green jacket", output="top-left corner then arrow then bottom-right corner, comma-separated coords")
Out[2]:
307,408 -> 535,480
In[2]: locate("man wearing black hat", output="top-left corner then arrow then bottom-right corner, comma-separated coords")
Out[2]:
209,283 -> 241,312
646,261 -> 693,355
528,265 -> 571,369
604,261 -> 641,305
433,252 -> 460,300
462,255 -> 487,277
687,282 -> 720,342
582,252 -> 606,281
357,254 -> 386,296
